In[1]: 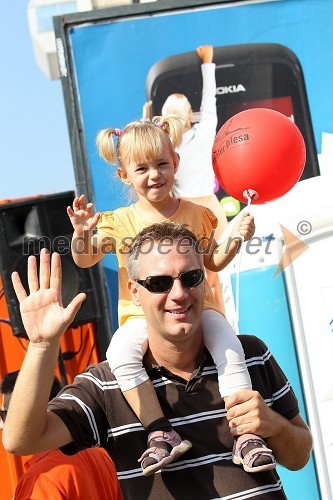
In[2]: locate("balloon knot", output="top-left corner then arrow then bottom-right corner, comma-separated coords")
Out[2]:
243,189 -> 259,202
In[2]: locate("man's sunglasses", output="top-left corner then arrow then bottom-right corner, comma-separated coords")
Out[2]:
0,409 -> 7,423
137,268 -> 204,293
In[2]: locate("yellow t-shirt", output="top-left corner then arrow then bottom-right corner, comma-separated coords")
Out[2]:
97,199 -> 222,325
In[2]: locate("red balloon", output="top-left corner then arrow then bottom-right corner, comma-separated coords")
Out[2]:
212,108 -> 306,204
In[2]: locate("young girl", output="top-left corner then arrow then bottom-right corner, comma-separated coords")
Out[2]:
68,116 -> 276,476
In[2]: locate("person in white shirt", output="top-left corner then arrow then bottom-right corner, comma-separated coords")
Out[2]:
161,45 -> 227,309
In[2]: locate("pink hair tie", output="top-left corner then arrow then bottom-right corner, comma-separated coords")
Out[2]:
113,128 -> 123,137
155,122 -> 164,129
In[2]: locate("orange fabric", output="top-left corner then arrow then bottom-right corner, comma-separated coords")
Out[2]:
14,448 -> 122,500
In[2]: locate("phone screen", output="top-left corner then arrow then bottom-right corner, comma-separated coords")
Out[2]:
219,97 -> 293,124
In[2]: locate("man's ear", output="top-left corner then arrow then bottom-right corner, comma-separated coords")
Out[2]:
128,280 -> 141,306
117,168 -> 132,185
173,152 -> 180,175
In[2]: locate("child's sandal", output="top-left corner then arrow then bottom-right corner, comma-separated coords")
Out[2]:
232,433 -> 276,473
139,429 -> 192,476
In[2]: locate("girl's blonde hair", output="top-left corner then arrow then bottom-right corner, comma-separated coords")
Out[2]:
96,114 -> 184,170
161,93 -> 191,123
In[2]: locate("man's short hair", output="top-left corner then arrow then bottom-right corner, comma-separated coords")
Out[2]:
126,222 -> 201,280
1,371 -> 62,401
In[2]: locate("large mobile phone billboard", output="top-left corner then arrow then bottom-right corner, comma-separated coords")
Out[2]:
54,0 -> 332,317
54,2 -> 332,496
54,0 -> 332,228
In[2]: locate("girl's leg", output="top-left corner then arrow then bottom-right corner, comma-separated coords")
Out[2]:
201,310 -> 251,396
107,318 -> 191,475
201,310 -> 276,472
107,318 -> 162,426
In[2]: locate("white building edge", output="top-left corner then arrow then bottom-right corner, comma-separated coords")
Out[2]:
27,0 -> 154,80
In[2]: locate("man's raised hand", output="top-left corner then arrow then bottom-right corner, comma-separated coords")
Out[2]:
11,249 -> 86,346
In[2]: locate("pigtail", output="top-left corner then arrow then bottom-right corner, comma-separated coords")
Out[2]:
95,128 -> 119,165
152,114 -> 185,149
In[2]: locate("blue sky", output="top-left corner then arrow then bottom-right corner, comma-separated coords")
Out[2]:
0,1 -> 75,201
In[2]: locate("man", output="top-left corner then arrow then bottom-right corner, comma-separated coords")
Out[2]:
1,371 -> 122,500
3,222 -> 312,499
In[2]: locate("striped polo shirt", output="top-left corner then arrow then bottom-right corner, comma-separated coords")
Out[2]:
48,335 -> 299,499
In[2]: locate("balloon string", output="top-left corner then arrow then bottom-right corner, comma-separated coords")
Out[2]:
245,189 -> 253,214
235,192 -> 253,325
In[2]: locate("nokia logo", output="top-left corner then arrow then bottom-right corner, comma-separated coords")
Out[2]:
216,84 -> 246,95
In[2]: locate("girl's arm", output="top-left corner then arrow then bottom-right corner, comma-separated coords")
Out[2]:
204,212 -> 255,272
196,46 -> 217,132
142,100 -> 152,122
67,194 -> 111,268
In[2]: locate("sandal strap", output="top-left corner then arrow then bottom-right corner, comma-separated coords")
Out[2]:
242,447 -> 275,467
236,434 -> 269,454
147,429 -> 182,448
139,446 -> 170,465
239,439 -> 271,454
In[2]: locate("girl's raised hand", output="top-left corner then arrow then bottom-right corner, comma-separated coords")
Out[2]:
196,45 -> 213,64
67,194 -> 100,236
